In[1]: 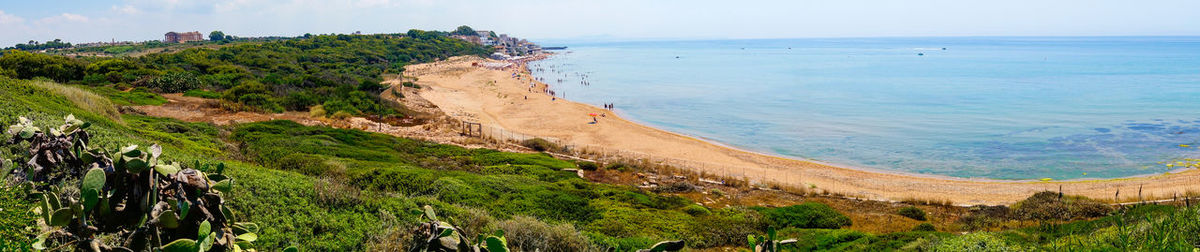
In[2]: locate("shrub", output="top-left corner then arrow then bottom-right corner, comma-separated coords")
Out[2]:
222,80 -> 272,102
239,93 -> 283,113
930,232 -> 1022,252
82,73 -> 108,85
682,205 -> 711,216
183,89 -> 222,99
1013,191 -> 1112,221
145,71 -> 203,93
898,206 -> 927,221
688,207 -> 764,248
605,162 -> 630,172
654,181 -> 698,193
912,223 -> 937,232
520,138 -> 557,152
708,188 -> 725,197
759,202 -> 852,229
280,90 -> 320,111
309,105 -> 327,118
578,161 -> 599,171
330,111 -> 353,119
495,216 -> 598,252
0,50 -> 85,82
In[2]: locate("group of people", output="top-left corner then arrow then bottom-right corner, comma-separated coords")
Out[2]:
603,103 -> 614,110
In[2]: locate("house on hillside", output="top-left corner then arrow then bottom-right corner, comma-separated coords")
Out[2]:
164,31 -> 204,43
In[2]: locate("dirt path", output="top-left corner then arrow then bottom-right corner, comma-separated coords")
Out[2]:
404,56 -> 1200,205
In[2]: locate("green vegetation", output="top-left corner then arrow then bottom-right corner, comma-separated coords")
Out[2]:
756,202 -> 852,229
184,89 -> 223,99
2,31 -> 489,117
6,39 -> 72,51
452,25 -> 478,36
4,37 -> 1200,251
519,138 -> 558,152
4,114 -> 261,251
912,223 -> 936,232
210,31 -> 228,41
897,206 -> 927,221
1012,191 -> 1112,221
89,86 -> 168,106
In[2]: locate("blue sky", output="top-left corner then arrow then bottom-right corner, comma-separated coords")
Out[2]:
2,0 -> 1199,46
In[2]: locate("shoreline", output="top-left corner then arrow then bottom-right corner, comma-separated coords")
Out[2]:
404,55 -> 1200,205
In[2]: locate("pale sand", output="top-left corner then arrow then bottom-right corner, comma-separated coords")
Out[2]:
405,56 -> 1200,205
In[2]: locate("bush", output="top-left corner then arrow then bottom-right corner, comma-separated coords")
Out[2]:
653,181 -> 698,193
1013,191 -> 1112,221
183,89 -> 222,99
931,232 -> 1022,252
496,216 -> 598,252
898,206 -> 927,221
330,111 -> 353,119
578,161 -> 599,171
708,188 -> 725,197
605,162 -> 630,172
912,223 -> 937,232
521,138 -> 558,152
239,93 -> 284,112
688,207 -> 764,248
759,202 -> 852,229
309,105 -> 327,118
145,71 -> 203,93
0,50 -> 85,82
682,205 -> 711,216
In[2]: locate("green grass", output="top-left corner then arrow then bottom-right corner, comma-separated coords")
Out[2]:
183,89 -> 222,99
88,86 -> 167,106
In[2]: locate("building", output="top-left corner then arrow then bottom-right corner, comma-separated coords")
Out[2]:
164,31 -> 204,43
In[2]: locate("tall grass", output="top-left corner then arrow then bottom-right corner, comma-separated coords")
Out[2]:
28,79 -> 120,121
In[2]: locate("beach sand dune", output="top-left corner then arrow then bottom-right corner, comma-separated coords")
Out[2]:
405,56 -> 1200,205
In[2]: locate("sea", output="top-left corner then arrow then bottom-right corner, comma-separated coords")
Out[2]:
529,37 -> 1200,180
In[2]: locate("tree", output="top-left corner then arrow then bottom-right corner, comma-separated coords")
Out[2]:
452,25 -> 477,36
209,30 -> 226,41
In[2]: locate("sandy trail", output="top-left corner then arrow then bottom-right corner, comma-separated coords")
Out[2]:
406,56 -> 1200,205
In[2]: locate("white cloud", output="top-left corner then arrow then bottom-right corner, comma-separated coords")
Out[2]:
215,0 -> 256,12
0,10 -> 24,25
38,13 -> 90,24
112,5 -> 142,15
355,0 -> 391,8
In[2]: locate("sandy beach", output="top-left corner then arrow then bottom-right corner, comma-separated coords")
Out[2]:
403,55 -> 1200,205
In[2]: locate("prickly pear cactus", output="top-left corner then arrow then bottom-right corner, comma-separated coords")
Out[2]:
4,115 -> 262,251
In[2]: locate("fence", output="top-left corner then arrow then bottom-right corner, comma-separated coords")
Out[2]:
470,123 -> 803,189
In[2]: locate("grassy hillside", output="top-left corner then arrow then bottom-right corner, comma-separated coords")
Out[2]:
0,31 -> 488,117
3,76 -> 1199,251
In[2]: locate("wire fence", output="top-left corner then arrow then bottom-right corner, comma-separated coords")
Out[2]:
471,123 -> 800,188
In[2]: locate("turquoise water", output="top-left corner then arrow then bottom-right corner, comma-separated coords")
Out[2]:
530,37 -> 1200,180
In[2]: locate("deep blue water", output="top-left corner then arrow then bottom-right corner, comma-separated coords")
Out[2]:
529,37 -> 1200,180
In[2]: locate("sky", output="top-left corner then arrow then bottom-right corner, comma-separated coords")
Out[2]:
1,0 -> 1199,46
